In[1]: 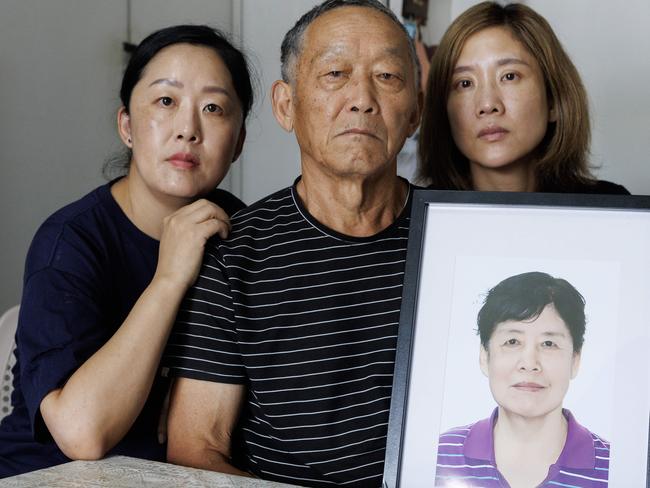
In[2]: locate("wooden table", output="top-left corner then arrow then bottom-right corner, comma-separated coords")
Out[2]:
2,455 -> 301,487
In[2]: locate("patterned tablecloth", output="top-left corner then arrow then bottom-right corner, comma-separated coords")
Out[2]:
2,455 -> 301,487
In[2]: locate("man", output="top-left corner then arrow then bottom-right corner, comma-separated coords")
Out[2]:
163,1 -> 421,486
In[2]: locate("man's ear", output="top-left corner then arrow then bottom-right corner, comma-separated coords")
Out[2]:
479,345 -> 490,378
232,126 -> 247,162
271,80 -> 294,133
406,90 -> 423,137
117,107 -> 133,148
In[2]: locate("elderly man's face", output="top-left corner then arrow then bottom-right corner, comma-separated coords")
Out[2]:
286,6 -> 420,178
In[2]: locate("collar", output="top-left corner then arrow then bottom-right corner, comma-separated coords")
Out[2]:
463,408 -> 596,469
554,409 -> 598,469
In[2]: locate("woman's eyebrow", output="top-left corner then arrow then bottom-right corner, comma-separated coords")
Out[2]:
496,57 -> 530,68
541,331 -> 568,338
453,57 -> 530,74
452,65 -> 474,75
149,78 -> 182,88
495,327 -> 525,335
203,86 -> 232,98
148,79 -> 232,98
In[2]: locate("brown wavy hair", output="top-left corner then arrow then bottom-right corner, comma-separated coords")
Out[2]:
418,2 -> 595,191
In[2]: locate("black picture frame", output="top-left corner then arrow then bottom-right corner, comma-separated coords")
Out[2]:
383,190 -> 650,488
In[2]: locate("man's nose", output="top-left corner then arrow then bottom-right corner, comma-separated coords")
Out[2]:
475,81 -> 504,117
175,104 -> 202,143
347,77 -> 378,114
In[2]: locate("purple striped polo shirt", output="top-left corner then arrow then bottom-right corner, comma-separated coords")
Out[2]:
435,408 -> 610,487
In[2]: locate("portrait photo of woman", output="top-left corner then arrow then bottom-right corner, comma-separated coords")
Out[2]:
435,272 -> 610,487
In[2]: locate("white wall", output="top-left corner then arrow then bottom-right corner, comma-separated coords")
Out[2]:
0,0 -> 126,314
129,0 -> 232,42
232,0 -> 321,205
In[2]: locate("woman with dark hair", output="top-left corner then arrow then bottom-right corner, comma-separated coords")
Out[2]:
0,24 -> 253,477
435,272 -> 610,487
419,2 -> 628,194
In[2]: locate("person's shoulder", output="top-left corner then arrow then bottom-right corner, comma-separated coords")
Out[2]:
205,186 -> 296,253
437,422 -> 474,450
589,430 -> 610,452
41,184 -> 109,227
565,409 -> 611,455
25,183 -> 113,277
567,179 -> 630,195
439,423 -> 473,439
586,179 -> 630,195
205,188 -> 246,217
229,186 -> 295,228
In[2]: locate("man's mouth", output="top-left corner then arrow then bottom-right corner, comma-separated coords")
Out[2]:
339,128 -> 377,138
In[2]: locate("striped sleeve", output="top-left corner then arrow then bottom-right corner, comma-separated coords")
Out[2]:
164,242 -> 245,384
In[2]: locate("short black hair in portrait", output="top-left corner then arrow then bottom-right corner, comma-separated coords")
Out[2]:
477,271 -> 586,353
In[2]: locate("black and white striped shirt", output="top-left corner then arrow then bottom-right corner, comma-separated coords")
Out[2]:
165,181 -> 413,487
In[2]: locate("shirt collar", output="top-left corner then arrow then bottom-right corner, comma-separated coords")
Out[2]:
463,408 -> 596,469
463,408 -> 498,461
555,408 -> 597,469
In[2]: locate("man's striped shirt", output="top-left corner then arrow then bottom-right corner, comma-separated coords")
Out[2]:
164,182 -> 413,487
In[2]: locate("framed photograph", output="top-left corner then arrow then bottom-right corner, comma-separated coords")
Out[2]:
383,190 -> 650,488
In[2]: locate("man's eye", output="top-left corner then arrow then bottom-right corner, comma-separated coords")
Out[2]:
204,103 -> 222,114
159,97 -> 173,107
327,71 -> 343,78
541,340 -> 557,348
379,73 -> 395,80
504,338 -> 519,346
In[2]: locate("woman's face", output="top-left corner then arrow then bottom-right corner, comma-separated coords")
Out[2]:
446,26 -> 554,178
480,304 -> 580,421
118,43 -> 245,200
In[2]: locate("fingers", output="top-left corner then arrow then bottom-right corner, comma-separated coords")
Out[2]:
169,198 -> 230,225
164,200 -> 230,239
183,200 -> 231,241
201,217 -> 230,241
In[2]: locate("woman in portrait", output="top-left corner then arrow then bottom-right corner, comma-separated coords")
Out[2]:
418,2 -> 628,194
0,24 -> 253,477
435,272 -> 610,487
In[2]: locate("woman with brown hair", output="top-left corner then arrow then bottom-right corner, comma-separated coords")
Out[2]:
418,1 -> 628,194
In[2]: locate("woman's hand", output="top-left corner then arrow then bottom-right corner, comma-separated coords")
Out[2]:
155,199 -> 231,290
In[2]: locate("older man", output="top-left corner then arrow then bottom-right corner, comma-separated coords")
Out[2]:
164,1 -> 421,486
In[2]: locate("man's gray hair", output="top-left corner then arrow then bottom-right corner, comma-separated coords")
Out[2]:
280,0 -> 418,84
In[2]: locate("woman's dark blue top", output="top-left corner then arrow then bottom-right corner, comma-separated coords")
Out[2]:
0,180 -> 245,477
